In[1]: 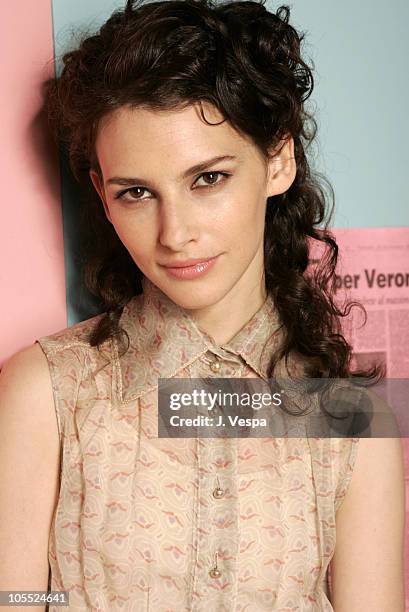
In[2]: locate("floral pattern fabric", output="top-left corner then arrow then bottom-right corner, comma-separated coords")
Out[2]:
36,276 -> 359,611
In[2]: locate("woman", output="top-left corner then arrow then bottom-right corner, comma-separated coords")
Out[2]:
0,0 -> 405,610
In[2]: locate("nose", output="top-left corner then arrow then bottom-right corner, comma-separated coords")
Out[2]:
158,198 -> 199,250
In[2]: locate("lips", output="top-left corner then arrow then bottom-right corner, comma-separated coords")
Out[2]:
160,254 -> 221,279
161,256 -> 218,268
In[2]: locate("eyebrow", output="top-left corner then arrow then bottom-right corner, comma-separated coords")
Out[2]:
105,154 -> 238,187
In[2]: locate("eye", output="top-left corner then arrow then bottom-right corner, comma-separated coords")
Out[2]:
113,170 -> 231,203
114,186 -> 149,203
194,171 -> 230,189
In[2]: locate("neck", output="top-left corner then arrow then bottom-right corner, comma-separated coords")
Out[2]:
185,277 -> 267,346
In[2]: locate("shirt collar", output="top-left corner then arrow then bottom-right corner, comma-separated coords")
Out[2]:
115,275 -> 283,403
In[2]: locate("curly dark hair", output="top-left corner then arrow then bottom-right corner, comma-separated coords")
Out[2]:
42,0 -> 384,389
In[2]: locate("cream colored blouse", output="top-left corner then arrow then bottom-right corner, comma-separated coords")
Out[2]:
36,275 -> 359,611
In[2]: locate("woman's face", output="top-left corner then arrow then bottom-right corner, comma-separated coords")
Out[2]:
90,102 -> 295,313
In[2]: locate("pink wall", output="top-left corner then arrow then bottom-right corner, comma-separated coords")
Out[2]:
0,0 -> 66,365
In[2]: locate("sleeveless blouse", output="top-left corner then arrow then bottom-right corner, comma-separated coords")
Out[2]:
36,276 -> 360,611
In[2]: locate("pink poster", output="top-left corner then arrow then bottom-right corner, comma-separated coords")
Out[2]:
311,226 -> 409,601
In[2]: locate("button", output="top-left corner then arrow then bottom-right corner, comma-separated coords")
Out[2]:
210,360 -> 221,373
212,486 -> 225,499
209,550 -> 221,578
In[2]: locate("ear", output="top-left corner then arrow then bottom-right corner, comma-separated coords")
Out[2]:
265,135 -> 296,198
89,168 -> 112,223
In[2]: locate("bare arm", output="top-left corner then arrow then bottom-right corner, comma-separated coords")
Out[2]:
0,344 -> 61,611
330,425 -> 406,610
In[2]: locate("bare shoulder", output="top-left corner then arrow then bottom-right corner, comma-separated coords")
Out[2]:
353,385 -> 404,472
348,434 -> 405,507
0,343 -> 57,439
347,387 -> 405,517
1,342 -> 51,379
